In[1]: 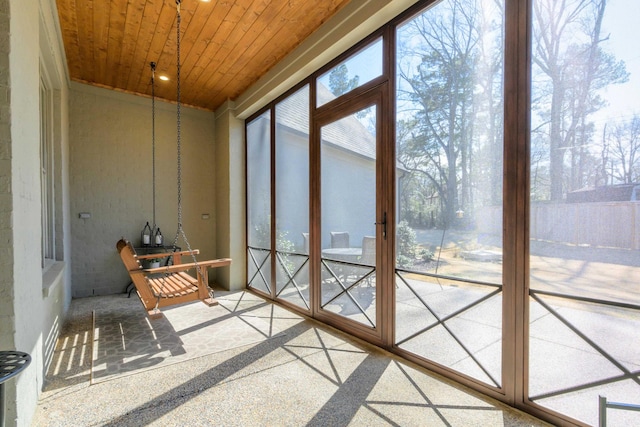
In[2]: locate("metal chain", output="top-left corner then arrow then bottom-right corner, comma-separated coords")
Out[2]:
149,62 -> 165,308
175,0 -> 182,242
151,62 -> 157,233
171,0 -> 203,284
173,0 -> 183,249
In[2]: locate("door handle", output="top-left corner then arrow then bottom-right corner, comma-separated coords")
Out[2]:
375,212 -> 387,239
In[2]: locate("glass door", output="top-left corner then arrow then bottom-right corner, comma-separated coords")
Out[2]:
315,88 -> 387,341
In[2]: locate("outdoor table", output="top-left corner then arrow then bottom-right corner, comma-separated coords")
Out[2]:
321,247 -> 362,262
0,351 -> 31,427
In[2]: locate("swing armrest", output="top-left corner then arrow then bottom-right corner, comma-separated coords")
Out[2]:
139,258 -> 231,274
136,249 -> 200,260
172,249 -> 201,257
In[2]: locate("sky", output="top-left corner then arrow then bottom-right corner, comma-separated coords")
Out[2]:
594,0 -> 640,126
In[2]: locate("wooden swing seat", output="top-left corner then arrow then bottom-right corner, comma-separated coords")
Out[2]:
116,238 -> 231,319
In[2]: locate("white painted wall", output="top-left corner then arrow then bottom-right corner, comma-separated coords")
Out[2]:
214,101 -> 246,290
2,0 -> 72,425
320,145 -> 377,250
0,0 -> 15,353
69,83 -> 218,296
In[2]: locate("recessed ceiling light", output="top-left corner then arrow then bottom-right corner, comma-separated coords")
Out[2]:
158,75 -> 170,81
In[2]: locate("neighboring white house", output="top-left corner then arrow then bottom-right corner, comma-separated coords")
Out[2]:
248,84 -> 379,254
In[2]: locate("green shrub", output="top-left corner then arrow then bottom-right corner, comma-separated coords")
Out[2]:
418,248 -> 434,262
396,220 -> 419,267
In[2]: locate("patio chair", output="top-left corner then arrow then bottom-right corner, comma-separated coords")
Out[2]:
359,236 -> 376,287
116,238 -> 231,319
360,236 -> 376,266
330,231 -> 350,248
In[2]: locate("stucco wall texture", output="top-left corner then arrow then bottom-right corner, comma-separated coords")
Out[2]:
0,0 -> 14,352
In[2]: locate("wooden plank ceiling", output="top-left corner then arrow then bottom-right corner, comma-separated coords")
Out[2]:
56,0 -> 352,111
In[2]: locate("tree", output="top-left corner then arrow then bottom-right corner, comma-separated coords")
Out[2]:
328,64 -> 359,97
396,0 -> 503,227
397,1 -> 478,226
605,116 -> 640,184
531,0 -> 628,200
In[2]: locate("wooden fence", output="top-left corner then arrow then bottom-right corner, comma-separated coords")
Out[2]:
477,202 -> 640,250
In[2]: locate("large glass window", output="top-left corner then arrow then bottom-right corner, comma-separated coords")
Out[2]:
316,38 -> 383,107
275,85 -> 311,309
529,0 -> 640,424
40,74 -> 55,267
247,111 -> 272,294
245,0 -> 640,424
395,0 -> 505,388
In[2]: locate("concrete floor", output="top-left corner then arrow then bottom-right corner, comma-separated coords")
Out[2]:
32,290 -> 550,427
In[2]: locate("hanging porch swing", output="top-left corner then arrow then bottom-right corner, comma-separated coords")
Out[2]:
117,0 -> 231,319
